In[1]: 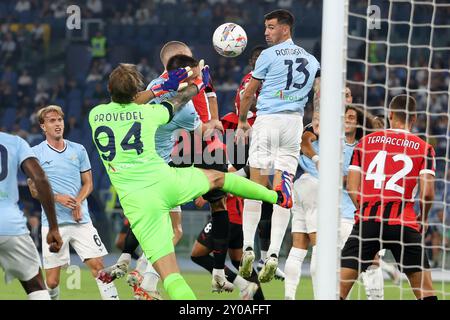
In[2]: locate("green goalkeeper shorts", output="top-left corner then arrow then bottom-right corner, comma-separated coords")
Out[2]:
120,166 -> 210,263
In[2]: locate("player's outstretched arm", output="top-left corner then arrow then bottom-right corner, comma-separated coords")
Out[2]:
313,77 -> 321,114
301,130 -> 318,159
167,61 -> 209,113
347,169 -> 361,208
167,84 -> 201,113
301,129 -> 319,169
418,173 -> 435,229
22,157 -> 63,252
239,77 -> 261,124
204,96 -> 224,132
134,89 -> 156,104
133,67 -> 193,104
72,170 -> 94,222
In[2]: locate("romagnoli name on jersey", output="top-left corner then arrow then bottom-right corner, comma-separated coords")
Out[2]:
275,48 -> 303,56
93,111 -> 144,123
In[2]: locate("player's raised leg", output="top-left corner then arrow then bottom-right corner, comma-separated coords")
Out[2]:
201,168 -> 293,209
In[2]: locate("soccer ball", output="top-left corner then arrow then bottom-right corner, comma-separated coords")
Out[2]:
212,23 -> 247,58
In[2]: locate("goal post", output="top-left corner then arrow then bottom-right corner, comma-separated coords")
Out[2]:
316,0 -> 348,300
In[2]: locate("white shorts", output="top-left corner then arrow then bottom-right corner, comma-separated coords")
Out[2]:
291,173 -> 319,234
248,113 -> 303,175
41,223 -> 107,269
0,235 -> 41,283
339,219 -> 354,249
170,206 -> 182,213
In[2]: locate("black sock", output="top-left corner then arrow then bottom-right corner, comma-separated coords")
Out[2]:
258,220 -> 271,253
191,255 -> 214,272
211,210 -> 229,269
225,267 -> 237,283
131,252 -> 140,260
231,259 -> 240,270
232,260 -> 265,300
191,255 -> 237,282
123,229 -> 140,255
261,201 -> 273,220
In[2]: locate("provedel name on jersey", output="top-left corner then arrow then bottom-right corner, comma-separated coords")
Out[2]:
93,111 -> 144,123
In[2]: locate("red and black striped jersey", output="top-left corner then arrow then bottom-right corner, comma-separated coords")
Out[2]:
192,80 -> 216,123
349,128 -> 436,231
227,194 -> 243,225
234,71 -> 260,119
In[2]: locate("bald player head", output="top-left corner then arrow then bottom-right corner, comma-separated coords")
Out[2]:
160,41 -> 193,70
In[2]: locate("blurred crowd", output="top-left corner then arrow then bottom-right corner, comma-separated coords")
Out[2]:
0,0 -> 448,257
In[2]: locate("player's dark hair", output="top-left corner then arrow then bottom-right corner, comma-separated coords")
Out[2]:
166,54 -> 198,71
389,94 -> 417,123
250,45 -> 266,58
345,105 -> 369,140
108,64 -> 144,104
264,9 -> 295,34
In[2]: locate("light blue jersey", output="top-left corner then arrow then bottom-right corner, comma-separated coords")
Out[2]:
299,142 -> 319,179
252,39 -> 320,116
297,124 -> 357,220
0,133 -> 36,236
341,140 -> 358,220
298,124 -> 319,178
32,140 -> 92,226
147,77 -> 200,163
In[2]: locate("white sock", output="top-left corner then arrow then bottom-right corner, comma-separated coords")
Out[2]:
118,253 -> 132,265
212,268 -> 226,279
267,205 -> 291,257
233,275 -> 249,291
47,285 -> 60,300
96,279 -> 119,300
135,253 -> 148,274
28,290 -> 51,300
284,247 -> 308,300
380,259 -> 397,276
234,167 -> 248,177
310,246 -> 318,299
144,261 -> 158,276
260,250 -> 267,261
242,199 -> 262,249
361,266 -> 384,300
141,262 -> 160,292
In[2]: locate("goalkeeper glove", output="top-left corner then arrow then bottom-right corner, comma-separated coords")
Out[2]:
151,67 -> 192,97
191,59 -> 210,92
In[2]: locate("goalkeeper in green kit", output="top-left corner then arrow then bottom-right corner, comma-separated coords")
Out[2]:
89,62 -> 293,300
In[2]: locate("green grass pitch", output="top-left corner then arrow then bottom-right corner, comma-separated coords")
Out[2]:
1,268 -> 449,300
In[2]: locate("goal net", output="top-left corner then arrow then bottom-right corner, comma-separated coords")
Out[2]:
343,0 -> 450,299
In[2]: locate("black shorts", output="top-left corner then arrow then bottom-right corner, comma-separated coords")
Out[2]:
197,220 -> 243,250
341,221 -> 430,273
120,218 -> 130,234
171,131 -> 227,203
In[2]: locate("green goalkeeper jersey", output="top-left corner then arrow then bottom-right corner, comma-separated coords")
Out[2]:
89,101 -> 173,199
